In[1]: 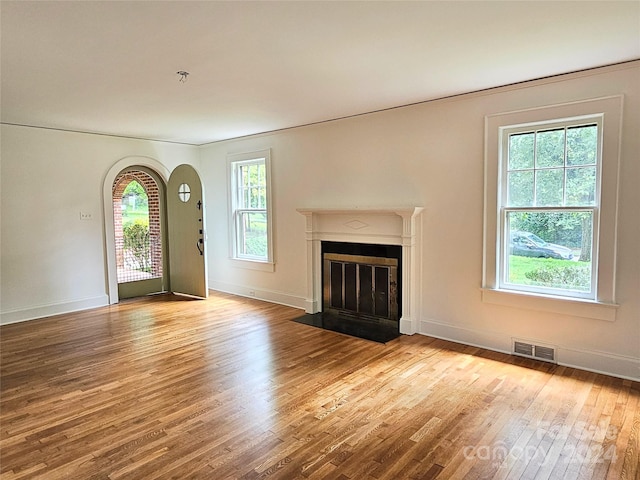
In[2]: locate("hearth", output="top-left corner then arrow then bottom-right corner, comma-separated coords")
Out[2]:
292,311 -> 400,343
291,240 -> 402,343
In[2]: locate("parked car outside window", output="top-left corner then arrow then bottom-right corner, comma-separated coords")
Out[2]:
509,231 -> 574,260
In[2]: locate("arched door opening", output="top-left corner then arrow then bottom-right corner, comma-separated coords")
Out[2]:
112,167 -> 167,299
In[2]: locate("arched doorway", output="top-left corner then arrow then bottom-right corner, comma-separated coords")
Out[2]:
103,158 -> 207,303
112,167 -> 167,299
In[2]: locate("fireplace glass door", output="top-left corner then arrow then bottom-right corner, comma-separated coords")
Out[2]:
323,253 -> 398,321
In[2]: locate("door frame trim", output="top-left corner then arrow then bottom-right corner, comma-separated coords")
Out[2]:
103,156 -> 169,304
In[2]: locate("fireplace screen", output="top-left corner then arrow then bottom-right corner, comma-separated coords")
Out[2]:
323,253 -> 398,321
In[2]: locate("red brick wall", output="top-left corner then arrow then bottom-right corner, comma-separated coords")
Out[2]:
112,170 -> 163,280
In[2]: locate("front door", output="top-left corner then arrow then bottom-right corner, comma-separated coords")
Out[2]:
167,164 -> 208,298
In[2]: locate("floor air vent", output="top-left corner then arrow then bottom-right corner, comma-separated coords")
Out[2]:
513,340 -> 556,363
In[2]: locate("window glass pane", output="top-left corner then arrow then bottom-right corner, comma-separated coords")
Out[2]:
506,211 -> 592,293
535,169 -> 563,206
237,211 -> 268,258
239,162 -> 267,210
567,125 -> 597,166
508,171 -> 534,207
535,129 -> 565,168
250,187 -> 259,208
509,133 -> 534,170
566,167 -> 596,206
250,164 -> 259,186
257,186 -> 265,209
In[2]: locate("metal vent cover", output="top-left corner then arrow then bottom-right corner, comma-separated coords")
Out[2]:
513,340 -> 556,363
514,341 -> 534,356
534,345 -> 555,362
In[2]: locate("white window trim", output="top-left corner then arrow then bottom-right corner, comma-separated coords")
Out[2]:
483,96 -> 622,321
227,149 -> 274,272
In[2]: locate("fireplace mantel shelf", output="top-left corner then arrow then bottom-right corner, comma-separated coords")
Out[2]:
296,207 -> 423,216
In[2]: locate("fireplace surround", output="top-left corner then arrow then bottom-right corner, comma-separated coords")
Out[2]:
297,207 -> 423,335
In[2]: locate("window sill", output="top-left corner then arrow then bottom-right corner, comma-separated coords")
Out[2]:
229,258 -> 275,272
481,288 -> 618,321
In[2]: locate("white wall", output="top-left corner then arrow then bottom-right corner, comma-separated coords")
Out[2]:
200,63 -> 639,380
0,126 -> 200,322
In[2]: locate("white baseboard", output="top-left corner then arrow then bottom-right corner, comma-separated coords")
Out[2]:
419,318 -> 639,381
208,280 -> 307,311
556,346 -> 640,382
0,295 -> 110,325
419,318 -> 512,354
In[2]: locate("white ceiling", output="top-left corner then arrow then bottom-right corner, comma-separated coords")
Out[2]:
2,1 -> 638,146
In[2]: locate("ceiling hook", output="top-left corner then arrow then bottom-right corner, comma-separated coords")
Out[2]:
176,71 -> 189,83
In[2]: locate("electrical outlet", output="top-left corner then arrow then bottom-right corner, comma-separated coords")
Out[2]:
80,211 -> 93,220
248,290 -> 256,296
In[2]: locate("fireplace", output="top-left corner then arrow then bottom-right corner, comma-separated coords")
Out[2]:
324,253 -> 398,320
322,242 -> 401,322
297,207 -> 423,335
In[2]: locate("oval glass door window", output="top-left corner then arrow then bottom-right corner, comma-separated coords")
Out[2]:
178,183 -> 191,202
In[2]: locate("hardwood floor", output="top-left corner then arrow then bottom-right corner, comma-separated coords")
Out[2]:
1,291 -> 638,480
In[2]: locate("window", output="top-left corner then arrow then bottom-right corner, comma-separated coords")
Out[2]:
501,121 -> 598,299
228,150 -> 273,269
483,97 -> 622,320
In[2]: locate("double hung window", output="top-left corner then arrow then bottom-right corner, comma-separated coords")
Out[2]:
228,150 -> 273,268
501,120 -> 599,298
483,97 -> 622,320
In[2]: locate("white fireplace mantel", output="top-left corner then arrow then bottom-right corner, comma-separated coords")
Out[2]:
297,207 -> 423,335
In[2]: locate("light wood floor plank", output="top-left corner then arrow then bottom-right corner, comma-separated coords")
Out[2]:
1,291 -> 638,479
